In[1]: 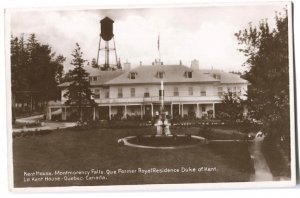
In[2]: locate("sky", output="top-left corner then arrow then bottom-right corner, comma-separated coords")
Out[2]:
9,3 -> 287,72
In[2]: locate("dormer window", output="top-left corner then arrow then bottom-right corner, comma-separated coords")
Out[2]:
157,71 -> 165,79
94,89 -> 100,99
89,76 -> 98,82
185,71 -> 193,78
213,74 -> 221,79
129,72 -> 137,79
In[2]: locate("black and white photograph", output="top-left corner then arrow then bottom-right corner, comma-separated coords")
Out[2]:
5,1 -> 296,191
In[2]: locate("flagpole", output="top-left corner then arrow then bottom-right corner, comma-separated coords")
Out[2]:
158,33 -> 161,61
160,80 -> 164,111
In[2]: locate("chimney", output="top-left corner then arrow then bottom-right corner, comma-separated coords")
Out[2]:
191,59 -> 199,70
123,61 -> 131,71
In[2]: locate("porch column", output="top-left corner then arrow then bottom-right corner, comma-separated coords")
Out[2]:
124,105 -> 127,119
93,107 -> 96,120
213,103 -> 215,118
61,107 -> 64,120
140,105 -> 143,119
151,103 -> 154,118
48,107 -> 52,120
178,104 -> 181,115
181,104 -> 184,118
171,104 -> 173,118
109,105 -> 111,120
65,107 -> 67,120
197,103 -> 200,118
61,107 -> 67,121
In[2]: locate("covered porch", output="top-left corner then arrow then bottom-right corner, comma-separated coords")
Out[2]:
47,102 -> 218,121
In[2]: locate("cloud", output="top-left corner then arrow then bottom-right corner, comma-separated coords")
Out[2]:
9,4 -> 286,72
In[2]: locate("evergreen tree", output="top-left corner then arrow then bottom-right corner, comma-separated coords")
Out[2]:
64,43 -> 96,121
217,91 -> 243,124
235,10 -> 290,142
10,33 -> 65,119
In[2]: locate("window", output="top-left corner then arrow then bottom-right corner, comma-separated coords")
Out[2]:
217,87 -> 223,97
144,88 -> 150,97
90,76 -> 99,82
105,91 -> 109,98
201,87 -> 206,96
130,88 -> 135,97
130,72 -> 136,79
94,89 -> 100,99
188,87 -> 193,96
118,88 -> 123,98
237,86 -> 241,96
157,71 -> 164,79
201,104 -> 206,112
186,71 -> 192,78
174,87 -> 179,96
232,86 -> 237,96
213,74 -> 221,79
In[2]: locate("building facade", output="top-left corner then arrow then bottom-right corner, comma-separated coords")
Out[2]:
49,60 -> 248,121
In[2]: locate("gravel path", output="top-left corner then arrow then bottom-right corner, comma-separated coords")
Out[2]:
249,135 -> 273,181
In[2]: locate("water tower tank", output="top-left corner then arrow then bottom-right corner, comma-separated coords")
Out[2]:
100,17 -> 114,41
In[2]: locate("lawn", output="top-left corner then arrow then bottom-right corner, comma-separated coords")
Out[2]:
13,127 -> 253,187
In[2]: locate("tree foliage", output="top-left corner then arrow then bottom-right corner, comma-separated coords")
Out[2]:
217,91 -> 244,123
11,33 -> 65,117
235,10 -> 290,140
64,43 -> 96,121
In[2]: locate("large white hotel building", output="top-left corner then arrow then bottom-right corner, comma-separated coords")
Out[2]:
49,59 -> 248,121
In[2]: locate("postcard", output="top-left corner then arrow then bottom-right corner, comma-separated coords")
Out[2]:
5,1 -> 296,192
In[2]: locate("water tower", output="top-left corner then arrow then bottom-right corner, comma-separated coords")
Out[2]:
96,17 -> 121,70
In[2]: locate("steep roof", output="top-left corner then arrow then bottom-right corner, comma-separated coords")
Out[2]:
58,67 -> 125,87
105,65 -> 220,85
87,68 -> 125,86
59,65 -> 248,87
200,69 -> 248,84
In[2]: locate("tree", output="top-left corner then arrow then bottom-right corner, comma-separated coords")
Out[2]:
217,91 -> 244,124
235,10 -> 289,141
64,43 -> 96,121
11,33 -> 65,120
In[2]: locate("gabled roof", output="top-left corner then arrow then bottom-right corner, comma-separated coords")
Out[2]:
105,65 -> 220,85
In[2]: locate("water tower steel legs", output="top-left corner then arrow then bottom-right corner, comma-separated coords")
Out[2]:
97,36 -> 119,70
105,41 -> 109,70
113,37 -> 118,66
96,37 -> 101,66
